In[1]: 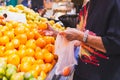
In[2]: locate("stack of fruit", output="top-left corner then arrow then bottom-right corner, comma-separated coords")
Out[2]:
0,58 -> 47,80
0,4 -> 65,79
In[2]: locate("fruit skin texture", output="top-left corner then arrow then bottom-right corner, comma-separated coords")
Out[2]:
44,52 -> 54,63
62,66 -> 71,76
7,54 -> 20,67
24,72 -> 34,80
10,72 -> 24,80
0,67 -> 5,78
2,76 -> 8,80
6,67 -> 17,79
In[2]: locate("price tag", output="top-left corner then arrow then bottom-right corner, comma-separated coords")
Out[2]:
2,10 -> 27,23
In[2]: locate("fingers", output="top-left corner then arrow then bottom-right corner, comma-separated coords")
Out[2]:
74,41 -> 81,46
59,31 -> 66,36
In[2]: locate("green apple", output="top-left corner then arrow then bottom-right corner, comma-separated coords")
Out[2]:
2,76 -> 8,80
24,72 -> 34,80
10,72 -> 24,80
7,64 -> 17,70
29,77 -> 37,80
6,68 -> 17,79
0,62 -> 7,70
0,67 -> 5,76
37,76 -> 44,80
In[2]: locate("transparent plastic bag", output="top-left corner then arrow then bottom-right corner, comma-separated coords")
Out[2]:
54,34 -> 77,76
45,64 -> 75,80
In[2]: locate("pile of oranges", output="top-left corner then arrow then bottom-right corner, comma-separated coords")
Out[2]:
0,20 -> 57,79
0,5 -> 66,79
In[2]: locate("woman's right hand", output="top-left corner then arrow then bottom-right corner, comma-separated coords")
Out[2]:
59,28 -> 84,41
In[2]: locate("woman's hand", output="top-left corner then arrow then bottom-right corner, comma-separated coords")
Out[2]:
59,28 -> 106,53
59,28 -> 84,41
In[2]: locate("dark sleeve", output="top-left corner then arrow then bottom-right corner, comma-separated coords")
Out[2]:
102,0 -> 120,55
21,0 -> 28,7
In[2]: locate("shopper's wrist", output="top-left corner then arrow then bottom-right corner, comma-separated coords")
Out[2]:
83,30 -> 89,43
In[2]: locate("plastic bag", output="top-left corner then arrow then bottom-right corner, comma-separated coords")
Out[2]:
54,34 -> 77,76
58,14 -> 79,28
45,64 -> 75,80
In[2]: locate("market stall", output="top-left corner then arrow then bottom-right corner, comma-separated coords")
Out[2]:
0,5 -> 65,80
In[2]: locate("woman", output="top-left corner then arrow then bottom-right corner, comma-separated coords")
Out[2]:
60,0 -> 120,80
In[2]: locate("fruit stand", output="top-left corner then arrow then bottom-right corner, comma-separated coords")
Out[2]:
0,5 -> 65,80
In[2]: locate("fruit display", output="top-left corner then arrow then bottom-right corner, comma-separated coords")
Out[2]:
0,4 -> 65,80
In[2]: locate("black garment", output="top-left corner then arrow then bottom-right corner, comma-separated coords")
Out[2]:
73,0 -> 120,80
31,0 -> 44,12
71,0 -> 84,13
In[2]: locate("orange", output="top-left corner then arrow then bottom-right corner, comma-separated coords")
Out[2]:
4,49 -> 16,56
39,71 -> 47,79
0,31 -> 3,37
25,39 -> 36,50
0,36 -> 9,45
17,49 -> 26,59
35,47 -> 42,52
41,48 -> 49,54
45,63 -> 53,72
11,38 -> 20,49
0,46 -> 5,51
31,64 -> 41,75
14,26 -> 25,35
16,34 -> 27,44
34,59 -> 44,64
44,36 -> 55,44
62,66 -> 71,76
38,22 -> 47,30
33,29 -> 42,40
36,38 -> 46,48
20,62 -> 31,72
19,44 -> 26,50
26,31 -> 35,40
34,51 -> 44,60
10,21 -> 18,28
17,64 -> 20,72
6,22 -> 13,29
0,15 -> 4,19
44,52 -> 54,63
1,26 -> 9,32
4,30 -> 14,40
25,48 -> 35,57
24,27 -> 29,33
0,46 -> 5,57
5,42 -> 14,50
39,64 -> 48,73
45,44 -> 54,53
7,54 -> 20,67
51,59 -> 57,66
21,57 -> 35,65
0,50 -> 4,57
